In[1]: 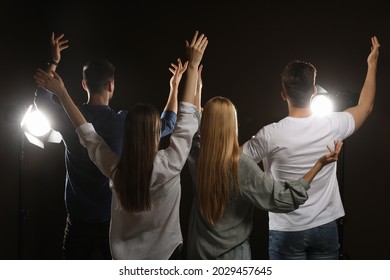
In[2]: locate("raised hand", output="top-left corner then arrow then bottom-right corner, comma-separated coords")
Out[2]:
185,31 -> 208,67
164,58 -> 188,113
34,68 -> 86,128
51,32 -> 69,64
34,68 -> 67,98
169,58 -> 188,90
367,36 -> 380,67
182,31 -> 208,105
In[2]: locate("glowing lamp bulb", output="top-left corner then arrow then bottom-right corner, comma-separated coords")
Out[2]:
24,109 -> 51,137
311,95 -> 333,116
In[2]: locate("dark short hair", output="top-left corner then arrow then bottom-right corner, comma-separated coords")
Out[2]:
281,60 -> 317,108
82,59 -> 115,94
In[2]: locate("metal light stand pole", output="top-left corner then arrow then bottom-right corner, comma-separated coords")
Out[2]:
17,129 -> 25,259
335,90 -> 356,260
17,101 -> 61,259
336,144 -> 345,260
18,122 -> 30,259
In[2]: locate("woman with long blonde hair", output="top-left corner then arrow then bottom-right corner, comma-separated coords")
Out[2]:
187,92 -> 342,259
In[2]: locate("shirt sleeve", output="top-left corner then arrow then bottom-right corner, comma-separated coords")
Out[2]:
187,111 -> 201,186
160,110 -> 177,137
239,154 -> 310,212
242,126 -> 270,163
76,123 -> 119,178
329,111 -> 355,140
154,102 -> 198,182
34,87 -> 71,132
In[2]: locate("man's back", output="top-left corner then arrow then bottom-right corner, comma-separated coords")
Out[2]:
35,88 -> 126,222
243,112 -> 354,231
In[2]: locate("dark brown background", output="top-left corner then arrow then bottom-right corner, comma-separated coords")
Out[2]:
0,1 -> 389,259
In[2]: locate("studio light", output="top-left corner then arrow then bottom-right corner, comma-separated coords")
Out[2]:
17,101 -> 63,259
20,104 -> 62,148
311,85 -> 359,115
311,85 -> 334,115
310,84 -> 359,259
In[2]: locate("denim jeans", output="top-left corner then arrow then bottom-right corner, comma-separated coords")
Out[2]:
268,220 -> 340,260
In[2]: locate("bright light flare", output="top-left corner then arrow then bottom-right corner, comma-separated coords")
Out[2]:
20,105 -> 51,137
311,95 -> 333,116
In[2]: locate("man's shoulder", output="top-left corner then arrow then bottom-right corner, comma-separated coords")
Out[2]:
117,109 -> 128,117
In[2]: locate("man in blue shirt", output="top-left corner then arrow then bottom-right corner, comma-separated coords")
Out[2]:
34,33 -> 176,259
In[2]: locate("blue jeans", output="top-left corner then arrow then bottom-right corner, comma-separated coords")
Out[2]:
268,220 -> 340,260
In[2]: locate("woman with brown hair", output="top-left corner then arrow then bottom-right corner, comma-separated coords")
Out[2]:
34,31 -> 208,259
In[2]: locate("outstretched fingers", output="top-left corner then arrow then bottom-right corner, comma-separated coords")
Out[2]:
368,35 -> 380,56
182,60 -> 188,72
189,31 -> 208,53
371,36 -> 380,48
169,58 -> 186,74
198,36 -> 208,52
190,31 -> 199,47
325,140 -> 343,162
334,140 -> 343,155
34,68 -> 49,81
169,63 -> 178,74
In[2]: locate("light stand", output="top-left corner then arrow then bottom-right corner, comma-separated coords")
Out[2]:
334,90 -> 358,260
17,125 -> 26,260
336,145 -> 345,259
311,86 -> 358,259
17,103 -> 62,259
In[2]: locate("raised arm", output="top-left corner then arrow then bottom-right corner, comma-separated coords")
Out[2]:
47,32 -> 69,73
33,69 -> 86,128
164,58 -> 188,113
182,31 -> 208,105
345,36 -> 380,132
159,59 -> 188,137
34,33 -> 70,130
195,64 -> 203,112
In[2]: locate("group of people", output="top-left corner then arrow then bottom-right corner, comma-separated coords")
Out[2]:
33,30 -> 380,260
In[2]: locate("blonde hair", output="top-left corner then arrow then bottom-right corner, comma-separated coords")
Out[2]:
196,96 -> 241,225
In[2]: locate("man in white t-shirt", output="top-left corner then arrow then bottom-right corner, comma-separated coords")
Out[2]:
242,36 -> 380,260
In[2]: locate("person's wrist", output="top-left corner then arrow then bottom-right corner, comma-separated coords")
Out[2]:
188,62 -> 199,69
316,160 -> 324,170
48,59 -> 59,66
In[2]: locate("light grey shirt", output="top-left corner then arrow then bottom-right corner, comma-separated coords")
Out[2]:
76,102 -> 198,259
186,113 -> 311,259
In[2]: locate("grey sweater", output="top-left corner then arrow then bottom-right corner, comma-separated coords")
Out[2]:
186,113 -> 310,260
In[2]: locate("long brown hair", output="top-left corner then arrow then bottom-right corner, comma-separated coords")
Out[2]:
196,96 -> 241,225
113,103 -> 161,212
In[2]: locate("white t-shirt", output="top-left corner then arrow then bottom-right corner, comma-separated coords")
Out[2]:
242,112 -> 355,231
